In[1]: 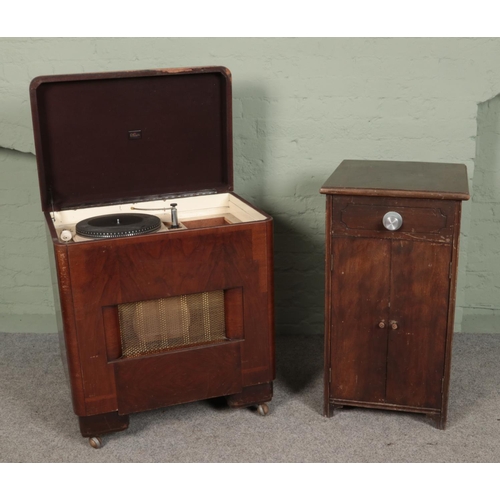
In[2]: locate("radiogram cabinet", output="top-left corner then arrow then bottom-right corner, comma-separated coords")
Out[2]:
29,67 -> 275,447
321,160 -> 469,429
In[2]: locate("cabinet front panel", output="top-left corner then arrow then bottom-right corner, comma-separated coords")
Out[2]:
386,240 -> 451,409
332,196 -> 456,244
331,237 -> 390,403
66,223 -> 273,415
113,340 -> 243,414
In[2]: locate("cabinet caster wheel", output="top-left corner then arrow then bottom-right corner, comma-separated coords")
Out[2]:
257,403 -> 269,416
89,436 -> 103,449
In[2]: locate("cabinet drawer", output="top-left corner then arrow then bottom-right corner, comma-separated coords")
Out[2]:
331,196 -> 457,242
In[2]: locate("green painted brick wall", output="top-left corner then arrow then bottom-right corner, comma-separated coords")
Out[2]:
0,37 -> 499,334
0,148 -> 57,333
463,95 -> 500,333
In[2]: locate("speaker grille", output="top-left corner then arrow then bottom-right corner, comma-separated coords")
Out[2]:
118,290 -> 226,358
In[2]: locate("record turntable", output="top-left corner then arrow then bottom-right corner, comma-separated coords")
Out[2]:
30,67 -> 275,448
74,212 -> 162,239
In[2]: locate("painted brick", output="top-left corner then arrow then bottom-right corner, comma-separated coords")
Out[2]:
1,38 -> 500,334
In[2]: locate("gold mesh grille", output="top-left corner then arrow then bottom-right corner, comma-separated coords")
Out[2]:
117,290 -> 226,358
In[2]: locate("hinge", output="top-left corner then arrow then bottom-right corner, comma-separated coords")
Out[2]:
50,188 -> 56,221
329,367 -> 332,383
441,377 -> 445,394
330,255 -> 334,272
162,189 -> 218,199
449,262 -> 453,280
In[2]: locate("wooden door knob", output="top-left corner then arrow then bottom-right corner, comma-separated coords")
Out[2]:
390,321 -> 399,330
378,321 -> 386,328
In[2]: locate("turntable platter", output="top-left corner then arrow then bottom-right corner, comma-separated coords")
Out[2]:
76,213 -> 162,239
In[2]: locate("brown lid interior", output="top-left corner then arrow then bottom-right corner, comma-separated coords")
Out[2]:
30,68 -> 232,211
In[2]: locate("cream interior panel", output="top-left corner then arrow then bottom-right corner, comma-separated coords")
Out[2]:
51,193 -> 267,243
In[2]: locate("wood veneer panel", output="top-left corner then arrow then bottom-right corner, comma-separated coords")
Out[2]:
331,196 -> 456,243
385,240 -> 451,409
440,202 -> 462,428
224,288 -> 244,340
53,244 -> 86,415
321,160 -> 470,200
66,242 -> 120,415
182,217 -> 229,229
66,222 -> 273,416
331,237 -> 390,403
113,340 -> 243,414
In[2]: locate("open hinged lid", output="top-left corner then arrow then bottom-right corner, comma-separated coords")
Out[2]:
30,67 -> 233,212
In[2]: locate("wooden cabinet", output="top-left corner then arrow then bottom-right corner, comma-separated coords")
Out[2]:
321,160 -> 469,429
30,67 -> 275,447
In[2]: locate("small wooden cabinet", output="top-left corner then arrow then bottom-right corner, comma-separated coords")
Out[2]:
320,160 -> 469,429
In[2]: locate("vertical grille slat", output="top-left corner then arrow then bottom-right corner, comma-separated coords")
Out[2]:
118,290 -> 226,358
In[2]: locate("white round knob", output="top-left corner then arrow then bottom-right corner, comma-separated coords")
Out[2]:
382,211 -> 403,231
60,229 -> 73,242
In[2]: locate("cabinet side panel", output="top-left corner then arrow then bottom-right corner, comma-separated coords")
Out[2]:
53,244 -> 87,415
67,243 -> 120,416
386,240 -> 451,409
441,202 -> 462,427
331,237 -> 391,403
324,196 -> 333,416
265,219 -> 276,381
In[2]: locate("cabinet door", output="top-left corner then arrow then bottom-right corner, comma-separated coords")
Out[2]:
386,240 -> 451,409
330,237 -> 391,403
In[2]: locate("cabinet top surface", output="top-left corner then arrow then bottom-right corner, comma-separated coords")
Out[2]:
320,160 -> 470,200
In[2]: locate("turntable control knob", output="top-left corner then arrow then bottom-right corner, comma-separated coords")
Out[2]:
60,229 -> 73,242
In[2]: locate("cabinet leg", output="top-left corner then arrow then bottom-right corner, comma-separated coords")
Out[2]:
427,413 -> 445,430
226,382 -> 273,409
324,402 -> 333,418
78,411 -> 130,438
325,402 -> 343,417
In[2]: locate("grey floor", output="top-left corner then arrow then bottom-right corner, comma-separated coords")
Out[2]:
0,331 -> 499,462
